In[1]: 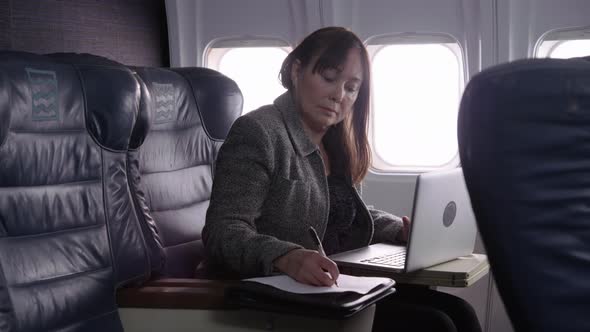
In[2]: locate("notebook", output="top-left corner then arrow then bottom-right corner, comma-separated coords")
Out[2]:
330,167 -> 477,274
227,274 -> 396,318
244,274 -> 394,294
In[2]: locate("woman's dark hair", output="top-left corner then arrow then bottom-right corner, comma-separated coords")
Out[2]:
279,27 -> 371,185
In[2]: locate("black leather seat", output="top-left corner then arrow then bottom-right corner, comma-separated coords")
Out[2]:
130,66 -> 242,278
0,51 -> 152,331
47,52 -> 167,279
458,58 -> 590,332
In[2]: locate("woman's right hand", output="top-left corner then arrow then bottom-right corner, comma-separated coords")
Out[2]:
273,249 -> 340,287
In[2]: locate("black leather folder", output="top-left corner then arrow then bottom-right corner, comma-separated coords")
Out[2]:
225,278 -> 396,318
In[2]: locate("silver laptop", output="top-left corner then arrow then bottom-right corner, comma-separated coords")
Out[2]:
330,167 -> 477,273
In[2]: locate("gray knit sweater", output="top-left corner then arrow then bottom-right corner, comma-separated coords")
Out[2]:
202,92 -> 404,278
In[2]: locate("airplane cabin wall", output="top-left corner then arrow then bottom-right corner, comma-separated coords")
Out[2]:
166,0 -> 328,67
165,1 -> 590,331
0,0 -> 168,67
499,0 -> 590,62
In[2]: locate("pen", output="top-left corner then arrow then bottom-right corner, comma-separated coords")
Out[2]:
308,226 -> 339,287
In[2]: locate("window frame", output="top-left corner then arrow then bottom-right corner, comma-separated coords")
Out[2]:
203,36 -> 292,114
203,36 -> 292,69
534,25 -> 590,58
365,32 -> 467,173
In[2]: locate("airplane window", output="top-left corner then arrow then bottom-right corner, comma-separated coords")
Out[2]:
207,47 -> 290,113
545,39 -> 590,58
370,43 -> 463,170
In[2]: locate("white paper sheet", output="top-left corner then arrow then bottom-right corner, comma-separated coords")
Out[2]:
244,274 -> 394,294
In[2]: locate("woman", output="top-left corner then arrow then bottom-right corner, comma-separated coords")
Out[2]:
203,27 -> 481,332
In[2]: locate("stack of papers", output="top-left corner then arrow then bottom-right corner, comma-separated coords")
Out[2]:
244,274 -> 394,295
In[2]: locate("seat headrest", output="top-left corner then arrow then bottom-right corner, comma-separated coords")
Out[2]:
78,65 -> 140,151
130,66 -> 243,144
131,67 -> 198,131
0,51 -> 138,152
460,57 -> 590,169
172,67 -> 243,140
47,54 -> 152,151
0,51 -> 85,136
48,52 -> 141,152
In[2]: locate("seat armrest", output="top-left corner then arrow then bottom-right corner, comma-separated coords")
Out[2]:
117,279 -> 238,310
117,278 -> 376,332
145,278 -> 237,288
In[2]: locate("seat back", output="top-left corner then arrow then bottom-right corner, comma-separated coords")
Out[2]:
0,51 -> 150,331
458,58 -> 590,332
131,67 -> 242,277
48,52 -> 166,278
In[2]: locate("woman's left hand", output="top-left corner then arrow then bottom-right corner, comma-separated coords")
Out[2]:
398,216 -> 411,243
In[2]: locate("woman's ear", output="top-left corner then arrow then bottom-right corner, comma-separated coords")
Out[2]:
290,59 -> 302,89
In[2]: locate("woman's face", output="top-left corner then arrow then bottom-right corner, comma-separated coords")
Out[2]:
292,48 -> 363,135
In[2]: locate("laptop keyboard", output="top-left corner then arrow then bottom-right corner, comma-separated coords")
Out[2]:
361,249 -> 407,267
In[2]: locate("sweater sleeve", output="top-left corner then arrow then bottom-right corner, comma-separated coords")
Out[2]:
370,207 -> 405,245
203,115 -> 302,277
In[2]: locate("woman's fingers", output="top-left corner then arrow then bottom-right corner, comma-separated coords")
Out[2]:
300,271 -> 326,286
305,254 -> 339,286
402,216 -> 411,242
317,255 -> 340,284
275,249 -> 341,287
296,251 -> 340,286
